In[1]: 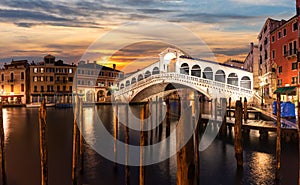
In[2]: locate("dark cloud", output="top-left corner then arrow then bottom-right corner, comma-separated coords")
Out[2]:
45,44 -> 89,50
213,47 -> 249,56
137,8 -> 176,14
177,12 -> 260,23
1,0 -> 87,16
0,9 -> 68,22
14,22 -> 36,28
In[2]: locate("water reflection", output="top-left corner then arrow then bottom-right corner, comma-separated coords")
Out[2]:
83,107 -> 96,146
2,108 -> 9,142
0,106 -> 298,185
249,152 -> 274,185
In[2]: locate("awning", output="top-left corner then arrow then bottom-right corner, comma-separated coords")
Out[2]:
274,86 -> 296,93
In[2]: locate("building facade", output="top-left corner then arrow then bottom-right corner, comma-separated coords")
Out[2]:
0,60 -> 30,104
29,55 -> 76,104
244,43 -> 260,89
76,61 -> 123,102
257,18 -> 283,103
271,16 -> 299,102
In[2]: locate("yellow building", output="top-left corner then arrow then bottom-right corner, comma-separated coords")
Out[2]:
0,60 -> 29,104
29,55 -> 76,104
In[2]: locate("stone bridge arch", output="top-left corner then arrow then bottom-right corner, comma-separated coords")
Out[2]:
128,78 -> 212,102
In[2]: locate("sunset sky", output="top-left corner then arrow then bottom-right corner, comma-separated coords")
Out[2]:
0,0 -> 296,73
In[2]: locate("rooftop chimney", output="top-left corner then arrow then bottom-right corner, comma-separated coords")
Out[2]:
297,0 -> 300,15
113,64 -> 116,70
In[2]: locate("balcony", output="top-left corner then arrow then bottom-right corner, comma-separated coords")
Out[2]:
284,49 -> 297,59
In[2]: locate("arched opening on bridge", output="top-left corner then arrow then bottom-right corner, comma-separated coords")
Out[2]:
227,73 -> 238,86
215,70 -> 225,83
131,77 -> 136,84
145,71 -> 151,78
164,52 -> 176,61
203,67 -> 213,80
240,76 -> 251,89
97,90 -> 105,102
152,67 -> 160,75
138,74 -> 143,81
86,90 -> 95,102
191,65 -> 201,77
120,83 -> 124,89
180,63 -> 189,75
126,80 -> 130,87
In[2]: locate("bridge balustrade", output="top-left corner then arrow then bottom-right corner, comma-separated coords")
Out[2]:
115,72 -> 252,98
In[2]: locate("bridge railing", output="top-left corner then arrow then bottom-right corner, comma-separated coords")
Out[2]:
114,72 -> 253,97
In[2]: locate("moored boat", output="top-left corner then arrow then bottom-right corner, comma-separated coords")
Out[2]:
26,102 -> 56,108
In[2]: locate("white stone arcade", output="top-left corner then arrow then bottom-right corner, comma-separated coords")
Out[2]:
114,48 -> 253,102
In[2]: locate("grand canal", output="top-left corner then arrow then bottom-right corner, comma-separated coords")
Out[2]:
1,105 -> 298,185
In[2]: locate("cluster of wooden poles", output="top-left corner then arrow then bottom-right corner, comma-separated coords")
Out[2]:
231,92 -> 296,182
0,91 -> 297,184
38,96 -> 85,185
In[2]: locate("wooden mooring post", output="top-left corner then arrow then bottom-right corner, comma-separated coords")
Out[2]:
176,105 -> 196,185
298,100 -> 300,185
125,104 -> 130,185
158,97 -> 163,139
234,100 -> 243,169
194,93 -> 200,185
228,97 -> 232,118
214,98 -> 218,121
275,93 -> 281,181
79,98 -> 84,173
114,104 -> 119,169
166,97 -> 171,138
243,97 -> 248,122
72,96 -> 79,185
39,100 -> 48,185
0,103 -> 6,185
219,98 -> 227,137
139,101 -> 149,185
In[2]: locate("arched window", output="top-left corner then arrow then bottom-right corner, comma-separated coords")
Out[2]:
152,67 -> 160,75
125,80 -> 130,87
145,71 -> 151,78
180,63 -> 189,74
227,73 -> 238,86
120,84 -> 124,89
138,74 -> 143,81
203,67 -> 213,80
191,65 -> 201,77
131,77 -> 137,84
240,76 -> 251,89
86,90 -> 95,102
21,72 -> 24,80
10,73 -> 14,81
215,70 -> 225,83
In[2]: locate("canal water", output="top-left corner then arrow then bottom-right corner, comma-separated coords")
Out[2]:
1,105 -> 298,185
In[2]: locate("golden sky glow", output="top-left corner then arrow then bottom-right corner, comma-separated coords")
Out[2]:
0,0 -> 296,73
